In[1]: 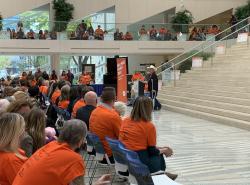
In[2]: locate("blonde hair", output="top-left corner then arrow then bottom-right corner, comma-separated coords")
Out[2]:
114,101 -> 127,117
0,113 -> 25,152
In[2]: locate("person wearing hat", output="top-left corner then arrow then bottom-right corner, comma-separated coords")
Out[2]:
147,65 -> 161,110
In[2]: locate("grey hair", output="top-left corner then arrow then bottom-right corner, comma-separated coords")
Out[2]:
58,119 -> 87,147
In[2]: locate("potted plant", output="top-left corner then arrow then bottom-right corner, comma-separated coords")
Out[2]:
171,10 -> 193,41
235,0 -> 250,20
53,0 -> 74,39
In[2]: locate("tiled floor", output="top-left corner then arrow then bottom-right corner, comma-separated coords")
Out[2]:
88,109 -> 250,185
153,110 -> 250,185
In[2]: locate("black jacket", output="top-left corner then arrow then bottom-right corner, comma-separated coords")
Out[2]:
148,72 -> 158,91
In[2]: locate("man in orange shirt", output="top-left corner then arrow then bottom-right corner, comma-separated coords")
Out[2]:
95,25 -> 104,40
13,119 -> 111,185
90,87 -> 122,164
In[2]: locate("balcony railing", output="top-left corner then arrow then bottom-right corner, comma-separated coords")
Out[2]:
0,19 -> 230,42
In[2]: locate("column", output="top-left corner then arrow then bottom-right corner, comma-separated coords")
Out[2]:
50,54 -> 60,76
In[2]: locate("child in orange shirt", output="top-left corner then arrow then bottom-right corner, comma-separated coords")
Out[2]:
0,113 -> 28,185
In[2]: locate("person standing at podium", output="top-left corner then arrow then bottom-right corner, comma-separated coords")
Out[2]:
79,72 -> 92,85
147,65 -> 161,110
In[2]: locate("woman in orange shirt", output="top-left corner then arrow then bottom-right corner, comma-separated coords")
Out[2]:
13,119 -> 111,185
58,85 -> 70,110
0,113 -> 28,185
119,96 -> 177,180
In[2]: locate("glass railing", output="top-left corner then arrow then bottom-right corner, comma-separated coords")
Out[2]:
0,19 -> 230,41
157,16 -> 250,86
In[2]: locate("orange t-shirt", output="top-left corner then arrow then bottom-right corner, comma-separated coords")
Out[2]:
95,28 -> 104,36
132,73 -> 145,81
39,85 -> 48,95
119,117 -> 156,151
72,99 -> 85,118
89,105 -> 122,156
79,75 -> 92,85
51,89 -> 61,104
30,80 -> 37,87
58,100 -> 70,110
0,150 -> 27,185
13,141 -> 85,185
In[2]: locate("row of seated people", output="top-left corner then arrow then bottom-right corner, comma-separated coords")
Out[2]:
0,74 -> 178,184
189,25 -> 221,41
6,28 -> 57,40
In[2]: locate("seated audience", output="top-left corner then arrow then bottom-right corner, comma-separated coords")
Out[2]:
51,81 -> 66,104
38,30 -> 45,40
76,91 -> 97,129
20,108 -> 46,157
0,113 -> 27,185
0,99 -> 10,114
123,32 -> 133,40
58,85 -> 70,110
139,25 -> 147,36
50,70 -> 58,81
149,25 -> 158,40
13,119 -> 111,185
79,72 -> 92,85
114,28 -> 122,40
82,31 -> 89,40
67,86 -> 80,115
114,101 -> 126,118
11,29 -> 17,39
7,99 -> 32,121
90,87 -> 122,163
26,29 -> 35,39
95,25 -> 104,40
71,85 -> 90,118
60,71 -> 68,81
44,30 -> 49,39
158,27 -> 167,40
119,96 -> 177,180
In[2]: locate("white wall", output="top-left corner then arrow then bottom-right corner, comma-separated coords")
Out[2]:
1,0 -> 115,20
115,0 -> 248,24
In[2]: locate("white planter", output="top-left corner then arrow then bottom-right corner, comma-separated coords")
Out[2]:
215,45 -> 225,55
177,33 -> 187,41
192,57 -> 203,68
57,32 -> 68,40
0,31 -> 10,39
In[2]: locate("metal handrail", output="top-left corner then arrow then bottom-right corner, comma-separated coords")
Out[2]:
156,16 -> 250,72
157,21 -> 250,77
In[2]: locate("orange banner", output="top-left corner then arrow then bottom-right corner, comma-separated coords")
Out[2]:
116,58 -> 127,103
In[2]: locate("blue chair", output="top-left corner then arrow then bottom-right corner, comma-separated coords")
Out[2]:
126,152 -> 154,185
106,137 -> 128,177
126,152 -> 181,185
87,133 -> 114,184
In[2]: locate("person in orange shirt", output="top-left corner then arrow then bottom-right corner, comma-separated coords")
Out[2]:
51,81 -> 66,104
0,113 -> 28,185
119,96 -> 177,180
71,85 -> 90,118
132,71 -> 145,81
90,87 -> 122,164
13,119 -> 111,185
58,85 -> 70,110
79,72 -> 92,85
94,25 -> 104,40
39,80 -> 49,95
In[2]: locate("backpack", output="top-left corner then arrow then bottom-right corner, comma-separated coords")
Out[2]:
54,106 -> 71,132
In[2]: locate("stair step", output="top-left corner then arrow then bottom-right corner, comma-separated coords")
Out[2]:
158,91 -> 250,106
158,98 -> 250,122
161,86 -> 250,99
157,94 -> 250,114
162,104 -> 250,131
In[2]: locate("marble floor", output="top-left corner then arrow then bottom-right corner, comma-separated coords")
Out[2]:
153,110 -> 250,185
88,109 -> 250,185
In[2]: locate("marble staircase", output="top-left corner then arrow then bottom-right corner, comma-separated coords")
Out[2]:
158,41 -> 250,131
